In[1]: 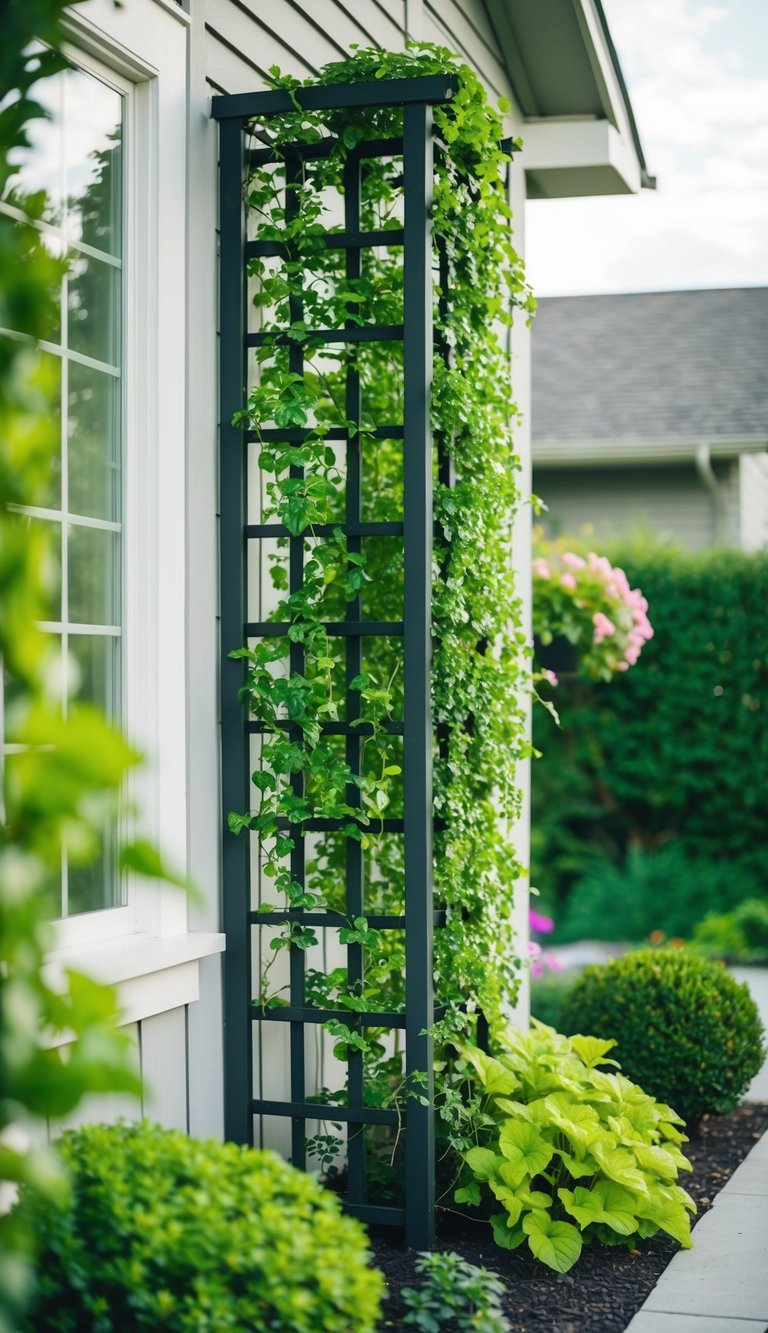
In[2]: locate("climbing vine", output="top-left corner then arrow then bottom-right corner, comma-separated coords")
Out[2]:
230,43 -> 535,1185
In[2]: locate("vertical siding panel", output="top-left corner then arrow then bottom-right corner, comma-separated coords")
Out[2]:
141,1008 -> 189,1131
52,1025 -> 142,1134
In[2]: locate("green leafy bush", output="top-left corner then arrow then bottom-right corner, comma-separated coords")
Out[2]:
559,948 -> 766,1124
692,898 -> 768,962
401,1251 -> 509,1332
529,971 -> 577,1029
21,1121 -> 383,1332
454,1024 -> 695,1273
557,845 -> 756,944
532,544 -> 768,918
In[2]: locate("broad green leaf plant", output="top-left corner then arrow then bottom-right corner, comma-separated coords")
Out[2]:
454,1023 -> 695,1272
0,7 -> 178,1325
232,44 -> 535,1180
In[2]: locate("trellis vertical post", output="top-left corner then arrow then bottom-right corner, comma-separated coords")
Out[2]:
218,115 -> 253,1146
402,98 -> 435,1249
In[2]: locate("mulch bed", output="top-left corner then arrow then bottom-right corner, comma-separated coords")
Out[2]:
371,1101 -> 768,1332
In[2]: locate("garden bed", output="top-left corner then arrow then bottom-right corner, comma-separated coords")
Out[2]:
372,1100 -> 768,1332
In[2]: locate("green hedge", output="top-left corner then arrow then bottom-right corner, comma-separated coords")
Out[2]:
532,544 -> 768,934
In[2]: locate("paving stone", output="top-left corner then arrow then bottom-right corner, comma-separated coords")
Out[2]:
625,1313 -> 768,1333
642,1195 -> 768,1321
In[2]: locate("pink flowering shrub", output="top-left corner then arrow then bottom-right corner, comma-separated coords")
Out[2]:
528,906 -> 562,977
533,537 -> 653,682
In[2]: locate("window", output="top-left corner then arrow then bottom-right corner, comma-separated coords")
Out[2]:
1,0 -> 195,972
2,56 -> 126,918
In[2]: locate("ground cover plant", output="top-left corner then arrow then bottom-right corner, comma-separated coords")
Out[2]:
400,1251 -> 509,1332
531,542 -> 768,924
21,1121 -> 384,1332
692,898 -> 768,963
559,948 -> 765,1124
452,1023 -> 695,1273
231,44 -> 534,1183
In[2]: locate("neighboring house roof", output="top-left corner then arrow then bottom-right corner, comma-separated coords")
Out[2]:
532,287 -> 768,467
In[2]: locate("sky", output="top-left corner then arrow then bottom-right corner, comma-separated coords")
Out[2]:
524,0 -> 768,297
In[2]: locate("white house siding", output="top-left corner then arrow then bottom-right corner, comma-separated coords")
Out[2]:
739,453 -> 768,551
184,0 -> 533,1145
533,463 -> 743,552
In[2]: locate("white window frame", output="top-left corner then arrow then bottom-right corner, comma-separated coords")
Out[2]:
50,0 -> 192,954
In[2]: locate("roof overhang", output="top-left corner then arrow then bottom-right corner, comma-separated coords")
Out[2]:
533,438 -> 768,468
487,0 -> 653,198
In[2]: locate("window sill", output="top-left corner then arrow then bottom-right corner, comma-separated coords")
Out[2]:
44,931 -> 226,1033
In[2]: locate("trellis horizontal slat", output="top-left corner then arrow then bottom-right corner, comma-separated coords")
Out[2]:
247,228 -> 404,258
249,909 -> 448,928
248,719 -> 405,735
212,74 -> 459,120
252,1098 -> 398,1127
246,619 -> 404,637
255,1005 -> 407,1027
247,425 -> 404,442
247,135 -> 404,168
246,324 -> 403,347
246,521 -> 404,538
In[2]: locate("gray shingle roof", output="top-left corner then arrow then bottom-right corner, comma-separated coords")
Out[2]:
532,288 -> 768,458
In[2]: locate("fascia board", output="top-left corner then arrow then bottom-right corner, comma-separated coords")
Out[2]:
533,438 -> 768,467
522,118 -> 642,196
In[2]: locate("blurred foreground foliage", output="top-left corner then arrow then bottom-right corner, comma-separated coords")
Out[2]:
1,5 -> 176,1326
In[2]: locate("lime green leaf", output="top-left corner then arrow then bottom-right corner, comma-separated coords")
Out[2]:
462,1047 -> 520,1098
543,1092 -> 600,1146
490,1215 -> 526,1250
498,1120 -> 554,1184
555,1147 -> 599,1180
454,1179 -> 482,1207
591,1141 -> 648,1194
570,1034 -> 619,1068
464,1147 -> 501,1181
559,1182 -> 638,1236
522,1210 -> 583,1272
633,1142 -> 681,1181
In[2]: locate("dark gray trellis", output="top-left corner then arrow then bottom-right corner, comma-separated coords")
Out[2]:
212,74 -> 458,1248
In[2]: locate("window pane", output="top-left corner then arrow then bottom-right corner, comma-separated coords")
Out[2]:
4,71 -> 64,224
68,824 -> 120,915
27,515 -> 62,621
68,524 -> 120,626
68,361 -> 120,520
67,251 -> 120,365
68,633 -> 120,717
64,67 -> 122,257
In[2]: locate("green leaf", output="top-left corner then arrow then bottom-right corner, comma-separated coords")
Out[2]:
490,1215 -> 526,1251
522,1210 -> 583,1273
454,1179 -> 482,1207
570,1035 -> 619,1069
462,1047 -> 519,1098
497,1120 -> 554,1184
559,1182 -> 639,1237
591,1141 -> 648,1194
464,1147 -> 501,1181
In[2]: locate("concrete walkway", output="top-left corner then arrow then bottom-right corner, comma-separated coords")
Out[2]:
624,966 -> 768,1333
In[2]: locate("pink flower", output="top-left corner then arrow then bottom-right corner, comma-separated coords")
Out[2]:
561,551 -> 585,571
560,572 -> 577,591
533,558 -> 551,579
592,611 -> 616,642
529,908 -> 555,934
543,669 -> 558,687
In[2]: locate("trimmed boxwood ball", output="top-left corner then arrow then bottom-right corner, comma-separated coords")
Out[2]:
558,948 -> 765,1125
22,1121 -> 383,1332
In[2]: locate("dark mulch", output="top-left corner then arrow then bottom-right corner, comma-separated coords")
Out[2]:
371,1101 -> 768,1332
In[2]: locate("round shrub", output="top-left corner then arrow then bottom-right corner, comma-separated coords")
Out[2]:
22,1121 -> 383,1332
558,948 -> 765,1125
